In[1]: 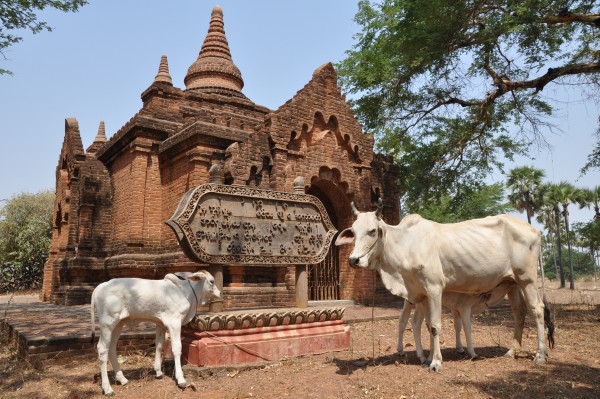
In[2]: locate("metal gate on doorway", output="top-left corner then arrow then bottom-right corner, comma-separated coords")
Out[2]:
308,244 -> 340,301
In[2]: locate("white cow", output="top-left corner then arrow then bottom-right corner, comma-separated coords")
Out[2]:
90,270 -> 220,396
398,280 -> 515,362
336,200 -> 551,372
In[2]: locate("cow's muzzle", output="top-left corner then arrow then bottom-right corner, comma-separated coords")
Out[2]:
348,236 -> 379,268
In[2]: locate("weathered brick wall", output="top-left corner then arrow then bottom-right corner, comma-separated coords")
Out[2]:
42,119 -> 85,302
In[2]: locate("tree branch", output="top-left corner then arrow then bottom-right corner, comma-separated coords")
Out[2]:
513,62 -> 600,93
543,12 -> 600,28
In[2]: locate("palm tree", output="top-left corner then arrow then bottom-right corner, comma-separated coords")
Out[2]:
580,186 -> 600,221
556,182 -> 584,290
543,183 -> 566,288
536,204 -> 558,277
506,166 -> 545,224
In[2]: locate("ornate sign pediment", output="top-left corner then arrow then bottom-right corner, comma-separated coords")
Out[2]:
166,184 -> 337,265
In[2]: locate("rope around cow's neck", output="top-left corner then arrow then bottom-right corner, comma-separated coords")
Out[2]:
355,237 -> 379,260
355,226 -> 384,261
187,280 -> 199,320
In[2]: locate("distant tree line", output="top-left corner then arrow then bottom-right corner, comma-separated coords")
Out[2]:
506,166 -> 600,289
0,190 -> 54,293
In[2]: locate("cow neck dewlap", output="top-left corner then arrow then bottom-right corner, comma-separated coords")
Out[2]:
374,223 -> 408,298
378,266 -> 408,297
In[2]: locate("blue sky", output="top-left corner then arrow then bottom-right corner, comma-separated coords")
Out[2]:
1,0 -> 598,226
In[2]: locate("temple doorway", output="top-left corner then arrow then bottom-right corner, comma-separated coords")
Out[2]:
306,179 -> 345,301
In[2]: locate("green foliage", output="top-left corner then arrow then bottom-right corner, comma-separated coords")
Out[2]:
543,247 -> 597,280
0,190 -> 55,292
506,166 -> 545,223
337,0 -> 600,206
581,118 -> 600,175
573,220 -> 600,253
405,182 -> 512,223
579,185 -> 600,218
0,0 -> 88,75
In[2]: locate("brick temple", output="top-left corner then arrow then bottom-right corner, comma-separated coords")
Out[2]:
42,5 -> 400,308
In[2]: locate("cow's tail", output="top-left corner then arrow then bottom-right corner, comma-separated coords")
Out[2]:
543,294 -> 555,349
90,289 -> 96,345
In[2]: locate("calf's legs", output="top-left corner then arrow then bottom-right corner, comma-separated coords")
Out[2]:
506,286 -> 526,359
97,324 -> 116,396
412,304 -> 427,363
166,323 -> 187,388
397,301 -> 414,355
153,326 -> 166,378
109,323 -> 128,386
451,310 -> 465,355
458,306 -> 478,358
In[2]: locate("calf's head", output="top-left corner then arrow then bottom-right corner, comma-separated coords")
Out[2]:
177,270 -> 221,304
335,199 -> 383,269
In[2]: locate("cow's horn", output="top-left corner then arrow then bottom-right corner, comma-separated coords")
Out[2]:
375,198 -> 383,218
350,202 -> 359,216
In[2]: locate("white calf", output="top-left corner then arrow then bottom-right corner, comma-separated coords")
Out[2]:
90,270 -> 220,396
398,280 -> 515,362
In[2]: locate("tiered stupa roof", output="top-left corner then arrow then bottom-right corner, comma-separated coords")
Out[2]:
154,55 -> 173,85
184,5 -> 244,93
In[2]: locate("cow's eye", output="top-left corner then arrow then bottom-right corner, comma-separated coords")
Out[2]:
368,229 -> 376,236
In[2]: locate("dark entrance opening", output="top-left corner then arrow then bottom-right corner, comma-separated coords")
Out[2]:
306,181 -> 342,301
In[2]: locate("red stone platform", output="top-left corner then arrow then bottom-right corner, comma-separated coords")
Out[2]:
166,307 -> 351,367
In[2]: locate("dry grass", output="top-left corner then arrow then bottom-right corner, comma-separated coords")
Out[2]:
1,280 -> 599,399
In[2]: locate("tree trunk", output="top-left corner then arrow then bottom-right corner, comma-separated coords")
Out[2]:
564,210 -> 575,290
549,229 -> 558,277
592,248 -> 597,282
554,207 -> 566,288
525,193 -> 532,225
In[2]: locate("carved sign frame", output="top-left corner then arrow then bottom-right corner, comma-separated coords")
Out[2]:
166,183 -> 337,265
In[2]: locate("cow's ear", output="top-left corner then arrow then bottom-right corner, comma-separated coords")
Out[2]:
187,271 -> 208,281
335,228 -> 355,246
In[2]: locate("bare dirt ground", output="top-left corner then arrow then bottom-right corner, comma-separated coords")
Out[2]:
1,280 -> 599,399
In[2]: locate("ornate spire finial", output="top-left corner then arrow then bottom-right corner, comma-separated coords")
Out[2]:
184,5 -> 244,92
87,120 -> 107,155
95,120 -> 107,143
154,54 -> 173,85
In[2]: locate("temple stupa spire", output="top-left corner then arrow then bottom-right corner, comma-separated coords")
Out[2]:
184,5 -> 244,92
154,54 -> 173,85
86,120 -> 107,155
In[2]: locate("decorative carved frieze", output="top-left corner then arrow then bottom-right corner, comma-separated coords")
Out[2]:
189,307 -> 345,332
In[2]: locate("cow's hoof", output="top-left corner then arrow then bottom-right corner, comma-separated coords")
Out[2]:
177,382 -> 188,389
534,354 -> 547,365
470,355 -> 480,361
103,389 -> 115,397
155,373 -> 163,379
428,361 -> 442,373
456,348 -> 465,355
421,358 -> 431,366
397,350 -> 406,357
